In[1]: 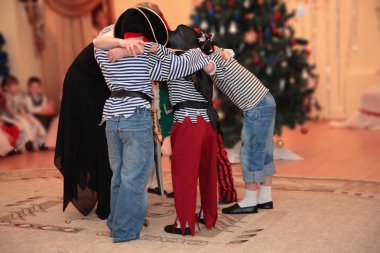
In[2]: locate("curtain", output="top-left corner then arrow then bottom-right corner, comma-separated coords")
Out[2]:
44,0 -> 102,17
41,0 -> 114,107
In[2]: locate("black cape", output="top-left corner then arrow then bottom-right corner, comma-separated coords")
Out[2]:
55,43 -> 111,219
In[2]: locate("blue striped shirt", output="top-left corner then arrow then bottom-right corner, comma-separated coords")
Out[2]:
94,43 -> 209,122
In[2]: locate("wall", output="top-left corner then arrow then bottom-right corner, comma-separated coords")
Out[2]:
0,0 -> 43,90
0,0 -> 378,119
286,0 -> 380,118
114,0 -> 380,119
113,0 -> 194,30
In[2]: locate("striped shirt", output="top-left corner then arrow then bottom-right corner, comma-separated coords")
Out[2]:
94,43 -> 209,122
168,77 -> 210,124
209,52 -> 269,112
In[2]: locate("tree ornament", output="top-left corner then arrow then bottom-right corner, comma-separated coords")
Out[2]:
244,13 -> 255,20
257,0 -> 265,6
276,139 -> 284,148
243,0 -> 250,9
209,8 -> 215,18
296,5 -> 305,17
253,57 -> 261,65
218,111 -> 225,121
302,69 -> 308,79
286,47 -> 292,57
200,20 -> 209,30
301,127 -> 308,134
279,79 -> 286,92
289,77 -> 295,84
266,66 -> 273,75
228,21 -> 238,34
273,12 -> 282,21
193,15 -> 201,24
219,25 -> 225,36
281,61 -> 288,68
244,29 -> 256,44
228,0 -> 234,8
264,27 -> 272,40
303,49 -> 311,57
213,100 -> 221,108
290,39 -> 297,47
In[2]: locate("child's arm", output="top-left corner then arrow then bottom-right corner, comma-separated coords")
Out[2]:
93,36 -> 146,57
147,43 -> 213,81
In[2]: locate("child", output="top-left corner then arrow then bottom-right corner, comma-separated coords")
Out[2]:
1,76 -> 46,151
208,45 -> 277,214
93,7 -> 214,242
25,76 -> 55,129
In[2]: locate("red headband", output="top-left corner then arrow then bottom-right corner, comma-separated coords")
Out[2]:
124,32 -> 150,42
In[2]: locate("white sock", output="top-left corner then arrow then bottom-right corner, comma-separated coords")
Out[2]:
258,185 -> 272,204
176,221 -> 189,228
238,190 -> 257,208
149,167 -> 158,188
199,211 -> 204,219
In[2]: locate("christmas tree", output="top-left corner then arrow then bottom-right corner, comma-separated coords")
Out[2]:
192,0 -> 319,147
0,33 -> 10,81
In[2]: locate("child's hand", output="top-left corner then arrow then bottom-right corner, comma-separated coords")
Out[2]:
119,39 -> 146,57
108,48 -> 128,62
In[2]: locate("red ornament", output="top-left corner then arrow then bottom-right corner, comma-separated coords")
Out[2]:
258,27 -> 263,46
301,127 -> 308,134
272,27 -> 279,36
290,39 -> 297,47
273,12 -> 282,21
213,100 -> 221,108
253,57 -> 261,65
303,49 -> 311,57
228,0 -> 234,8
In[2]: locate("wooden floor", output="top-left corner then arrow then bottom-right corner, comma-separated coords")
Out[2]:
0,121 -> 379,181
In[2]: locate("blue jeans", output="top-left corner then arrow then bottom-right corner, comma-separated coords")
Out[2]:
241,93 -> 276,183
105,108 -> 154,243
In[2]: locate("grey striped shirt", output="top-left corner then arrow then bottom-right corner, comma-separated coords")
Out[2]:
209,52 -> 268,112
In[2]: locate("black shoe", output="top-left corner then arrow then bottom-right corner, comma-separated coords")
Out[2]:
39,144 -> 49,151
6,149 -> 21,156
147,187 -> 167,196
218,198 -> 234,205
25,141 -> 34,152
257,201 -> 273,209
166,192 -> 174,198
222,203 -> 258,214
195,213 -> 205,224
164,224 -> 191,235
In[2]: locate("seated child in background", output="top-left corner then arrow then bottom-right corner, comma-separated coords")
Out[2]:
0,120 -> 13,156
1,76 -> 47,151
25,76 -> 55,129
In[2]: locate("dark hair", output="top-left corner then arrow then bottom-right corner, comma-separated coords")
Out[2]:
27,76 -> 42,87
1,75 -> 19,91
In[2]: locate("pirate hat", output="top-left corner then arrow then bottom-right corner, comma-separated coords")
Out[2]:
114,6 -> 168,46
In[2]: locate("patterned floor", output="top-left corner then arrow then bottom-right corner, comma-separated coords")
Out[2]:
0,172 -> 379,253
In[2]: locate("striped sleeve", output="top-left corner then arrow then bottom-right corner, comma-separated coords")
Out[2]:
209,51 -> 226,81
149,44 -> 210,81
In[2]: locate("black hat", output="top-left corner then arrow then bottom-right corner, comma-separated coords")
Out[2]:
114,7 -> 168,46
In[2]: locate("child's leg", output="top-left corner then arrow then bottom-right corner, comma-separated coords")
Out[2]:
104,118 -> 123,233
106,109 -> 154,243
170,117 -> 203,235
239,93 -> 276,207
198,118 -> 218,228
258,95 -> 277,205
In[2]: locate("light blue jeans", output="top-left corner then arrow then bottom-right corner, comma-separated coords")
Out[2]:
241,93 -> 276,183
105,108 -> 154,243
